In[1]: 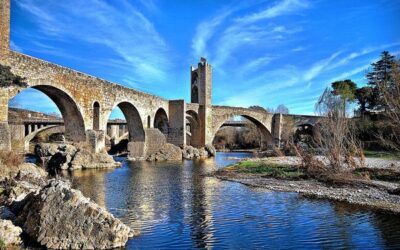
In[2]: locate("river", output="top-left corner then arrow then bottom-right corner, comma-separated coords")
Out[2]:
68,152 -> 400,249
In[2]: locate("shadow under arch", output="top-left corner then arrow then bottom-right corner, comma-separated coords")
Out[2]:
112,102 -> 145,142
213,114 -> 273,150
154,108 -> 169,135
9,85 -> 86,142
186,110 -> 201,147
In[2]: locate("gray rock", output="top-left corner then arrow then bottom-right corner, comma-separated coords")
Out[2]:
0,163 -> 47,204
70,149 -> 121,169
0,219 -> 22,246
34,143 -> 120,170
147,143 -> 182,161
16,179 -> 135,249
205,144 -> 216,157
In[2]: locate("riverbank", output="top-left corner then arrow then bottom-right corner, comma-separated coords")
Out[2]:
0,159 -> 136,249
213,157 -> 400,214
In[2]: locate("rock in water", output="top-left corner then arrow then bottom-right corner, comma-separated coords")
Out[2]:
70,149 -> 121,170
16,180 -> 134,249
205,144 -> 216,157
146,143 -> 183,161
0,219 -> 22,246
34,143 -> 121,171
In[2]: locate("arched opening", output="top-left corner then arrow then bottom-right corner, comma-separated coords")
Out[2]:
106,102 -> 145,157
186,110 -> 201,147
8,86 -> 86,152
93,101 -> 100,130
212,115 -> 273,151
154,108 -> 169,135
191,86 -> 199,104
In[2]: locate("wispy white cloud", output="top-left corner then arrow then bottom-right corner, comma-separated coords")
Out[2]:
326,42 -> 400,70
235,0 -> 309,24
192,10 -> 232,58
193,0 -> 310,67
14,0 -> 171,86
291,46 -> 306,52
303,51 -> 342,81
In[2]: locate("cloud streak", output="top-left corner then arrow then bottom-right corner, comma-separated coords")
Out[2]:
15,0 -> 171,87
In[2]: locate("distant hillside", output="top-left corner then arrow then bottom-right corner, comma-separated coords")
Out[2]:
8,107 -> 60,121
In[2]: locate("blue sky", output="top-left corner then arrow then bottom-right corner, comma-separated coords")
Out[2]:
9,0 -> 400,117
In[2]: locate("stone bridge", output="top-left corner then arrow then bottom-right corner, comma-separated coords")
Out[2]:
8,114 -> 132,152
0,0 -> 322,157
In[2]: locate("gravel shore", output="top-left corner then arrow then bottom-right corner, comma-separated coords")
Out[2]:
214,157 -> 400,214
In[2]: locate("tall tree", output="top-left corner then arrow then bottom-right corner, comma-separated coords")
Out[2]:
366,51 -> 396,111
355,86 -> 373,113
331,79 -> 357,116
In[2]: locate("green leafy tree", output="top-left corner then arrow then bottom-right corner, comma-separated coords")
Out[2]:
0,64 -> 27,88
366,51 -> 396,111
331,79 -> 357,116
355,86 -> 373,113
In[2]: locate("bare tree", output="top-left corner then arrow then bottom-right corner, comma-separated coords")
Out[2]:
275,104 -> 289,114
312,88 -> 364,171
377,60 -> 400,149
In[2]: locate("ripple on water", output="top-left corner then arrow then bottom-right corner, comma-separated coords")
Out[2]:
69,152 -> 400,249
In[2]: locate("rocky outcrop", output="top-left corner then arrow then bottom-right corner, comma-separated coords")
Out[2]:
146,144 -> 217,161
182,145 -> 216,160
15,179 -> 135,249
35,143 -> 121,171
0,163 -> 47,204
0,219 -> 22,246
146,143 -> 182,161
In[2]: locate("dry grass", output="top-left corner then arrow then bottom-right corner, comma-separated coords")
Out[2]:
0,150 -> 25,178
0,150 -> 24,168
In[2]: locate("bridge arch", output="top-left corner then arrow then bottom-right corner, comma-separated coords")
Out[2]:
107,101 -> 145,142
154,108 -> 169,135
24,125 -> 65,151
8,85 -> 86,142
212,113 -> 273,150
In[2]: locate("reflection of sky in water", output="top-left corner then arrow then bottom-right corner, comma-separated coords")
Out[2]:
70,152 -> 400,249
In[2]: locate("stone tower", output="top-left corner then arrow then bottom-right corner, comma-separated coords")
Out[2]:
190,58 -> 213,146
0,0 -> 10,58
190,57 -> 212,106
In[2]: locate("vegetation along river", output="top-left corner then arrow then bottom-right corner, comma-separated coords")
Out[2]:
68,152 -> 400,249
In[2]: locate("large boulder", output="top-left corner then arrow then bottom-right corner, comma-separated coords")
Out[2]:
34,143 -> 120,171
182,145 -> 215,160
70,149 -> 121,170
0,219 -> 22,246
16,179 -> 135,249
146,143 -> 182,161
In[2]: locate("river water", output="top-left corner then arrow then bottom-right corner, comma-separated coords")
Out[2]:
68,152 -> 400,249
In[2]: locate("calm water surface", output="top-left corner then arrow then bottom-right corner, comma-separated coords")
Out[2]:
69,152 -> 400,249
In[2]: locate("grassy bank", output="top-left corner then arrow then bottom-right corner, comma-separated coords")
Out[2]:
364,150 -> 400,160
224,161 -> 307,180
